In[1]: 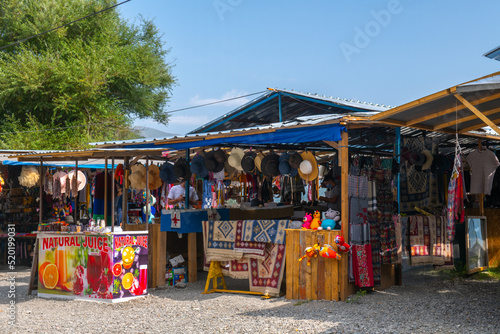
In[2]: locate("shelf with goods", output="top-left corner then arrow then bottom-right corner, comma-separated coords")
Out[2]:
0,187 -> 39,232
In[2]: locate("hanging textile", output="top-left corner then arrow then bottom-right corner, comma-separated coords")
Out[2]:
466,148 -> 500,195
352,244 -> 374,288
446,138 -> 466,241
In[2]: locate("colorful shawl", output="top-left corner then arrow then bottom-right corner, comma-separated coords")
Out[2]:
352,244 -> 374,288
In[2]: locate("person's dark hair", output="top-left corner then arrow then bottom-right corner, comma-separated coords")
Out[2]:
322,174 -> 335,182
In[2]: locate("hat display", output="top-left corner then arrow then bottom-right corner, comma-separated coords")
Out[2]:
421,150 -> 434,171
18,166 -> 40,188
174,158 -> 192,181
148,164 -> 162,190
254,152 -> 265,172
241,151 -> 257,173
204,150 -> 225,172
67,170 -> 87,192
190,154 -> 209,178
298,151 -> 319,182
261,153 -> 280,177
160,162 -> 176,184
129,164 -> 146,190
214,149 -> 228,164
289,152 -> 303,169
278,160 -> 292,175
227,147 -> 245,171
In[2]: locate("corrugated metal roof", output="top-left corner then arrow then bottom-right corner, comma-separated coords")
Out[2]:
484,45 -> 500,61
188,88 -> 391,134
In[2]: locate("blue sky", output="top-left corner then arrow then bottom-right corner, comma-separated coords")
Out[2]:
119,0 -> 500,135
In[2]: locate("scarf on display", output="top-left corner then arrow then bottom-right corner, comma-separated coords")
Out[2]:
446,137 -> 466,241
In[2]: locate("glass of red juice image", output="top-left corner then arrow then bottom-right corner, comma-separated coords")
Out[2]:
139,264 -> 148,294
87,252 -> 102,292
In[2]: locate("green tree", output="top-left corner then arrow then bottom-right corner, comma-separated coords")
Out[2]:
0,0 -> 175,150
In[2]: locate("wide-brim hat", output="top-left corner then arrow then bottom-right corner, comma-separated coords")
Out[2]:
67,170 -> 87,191
298,151 -> 319,182
261,153 -> 280,177
160,162 -> 176,184
227,147 -> 245,171
148,164 -> 162,190
204,151 -> 224,172
254,152 -> 265,172
241,151 -> 257,173
421,150 -> 434,171
409,152 -> 426,167
279,160 -> 292,175
214,149 -> 228,164
289,152 -> 303,169
279,152 -> 291,163
190,154 -> 209,178
129,164 -> 146,190
174,158 -> 192,181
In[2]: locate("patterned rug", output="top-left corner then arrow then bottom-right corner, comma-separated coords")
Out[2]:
408,216 -> 445,266
248,243 -> 286,297
205,220 -> 242,262
234,220 -> 266,257
241,220 -> 288,244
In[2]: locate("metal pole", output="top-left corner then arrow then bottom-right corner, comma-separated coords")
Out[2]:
111,158 -> 115,232
185,148 -> 190,208
396,127 -> 401,215
145,157 -> 150,224
104,157 -> 108,226
122,157 -> 129,227
74,159 -> 78,224
278,92 -> 282,122
39,159 -> 43,225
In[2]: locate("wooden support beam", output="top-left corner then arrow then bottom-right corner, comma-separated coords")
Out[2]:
104,157 -> 108,225
323,140 -> 338,150
434,106 -> 500,131
459,115 -> 500,133
339,131 -> 349,301
188,233 -> 197,283
454,94 -> 500,136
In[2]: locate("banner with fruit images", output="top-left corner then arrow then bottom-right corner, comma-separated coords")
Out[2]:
37,232 -> 148,301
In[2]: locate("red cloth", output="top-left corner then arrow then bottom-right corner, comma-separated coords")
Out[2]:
352,244 -> 374,287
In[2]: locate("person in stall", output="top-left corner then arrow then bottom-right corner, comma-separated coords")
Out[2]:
168,181 -> 199,209
319,174 -> 340,211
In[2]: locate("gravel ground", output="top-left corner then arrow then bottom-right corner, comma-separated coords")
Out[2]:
1,266 -> 499,334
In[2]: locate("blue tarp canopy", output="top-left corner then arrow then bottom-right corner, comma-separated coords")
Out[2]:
2,160 -> 105,169
127,123 -> 345,150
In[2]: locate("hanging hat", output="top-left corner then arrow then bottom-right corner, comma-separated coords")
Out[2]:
254,152 -> 265,172
67,170 -> 87,191
174,158 -> 192,181
114,164 -> 124,184
227,147 -> 245,171
241,151 -> 257,173
261,153 -> 280,177
129,164 -> 146,190
421,150 -> 434,171
289,152 -> 303,169
279,152 -> 291,163
224,160 -> 238,179
204,150 -> 224,172
431,154 -> 453,174
190,154 -> 209,178
409,151 -> 426,167
18,166 -> 40,188
214,149 -> 228,164
278,160 -> 292,175
148,164 -> 163,190
298,151 -> 319,182
160,162 -> 176,184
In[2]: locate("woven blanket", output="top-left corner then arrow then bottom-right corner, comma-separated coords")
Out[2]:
205,220 -> 242,261
352,244 -> 374,288
234,220 -> 266,257
228,258 -> 250,279
409,216 -> 445,266
241,220 -> 288,244
248,243 -> 286,297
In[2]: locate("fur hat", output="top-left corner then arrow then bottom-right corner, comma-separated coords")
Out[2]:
19,166 -> 40,188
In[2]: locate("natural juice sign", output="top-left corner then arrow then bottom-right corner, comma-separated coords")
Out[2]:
112,234 -> 148,299
38,234 -> 114,300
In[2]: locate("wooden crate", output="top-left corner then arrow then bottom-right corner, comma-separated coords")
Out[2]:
286,229 -> 342,301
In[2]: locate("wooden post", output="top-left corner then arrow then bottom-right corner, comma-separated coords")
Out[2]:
145,157 -> 150,225
122,157 -> 129,228
39,159 -> 43,225
111,158 -> 115,232
339,130 -> 349,301
188,233 -> 197,282
74,159 -> 78,224
28,238 -> 39,295
104,157 -> 108,225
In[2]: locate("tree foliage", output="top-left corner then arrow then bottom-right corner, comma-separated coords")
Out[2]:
0,0 -> 175,150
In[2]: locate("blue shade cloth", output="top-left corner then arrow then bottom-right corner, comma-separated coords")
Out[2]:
126,124 -> 346,150
160,208 -> 230,233
3,160 -> 106,169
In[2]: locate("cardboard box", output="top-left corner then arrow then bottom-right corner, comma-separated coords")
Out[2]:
165,267 -> 187,286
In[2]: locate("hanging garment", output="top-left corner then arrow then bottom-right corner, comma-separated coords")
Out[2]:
446,152 -> 465,241
352,244 -> 374,288
466,148 -> 500,195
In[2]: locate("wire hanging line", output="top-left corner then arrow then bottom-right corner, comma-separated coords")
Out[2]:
0,0 -> 133,51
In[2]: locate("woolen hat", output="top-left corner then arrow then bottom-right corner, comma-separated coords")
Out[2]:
174,158 -> 192,181
160,162 -> 176,184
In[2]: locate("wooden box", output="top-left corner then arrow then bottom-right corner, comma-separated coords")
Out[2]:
285,229 -> 342,301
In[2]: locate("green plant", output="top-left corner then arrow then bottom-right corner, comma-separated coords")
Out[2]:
294,299 -> 312,306
346,289 -> 367,303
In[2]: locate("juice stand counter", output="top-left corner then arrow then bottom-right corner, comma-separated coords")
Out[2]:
37,231 -> 148,302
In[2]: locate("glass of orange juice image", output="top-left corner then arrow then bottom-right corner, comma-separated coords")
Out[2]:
122,246 -> 135,269
55,248 -> 68,287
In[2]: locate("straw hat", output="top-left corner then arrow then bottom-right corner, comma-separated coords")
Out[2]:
254,152 -> 265,172
174,158 -> 192,181
160,162 -> 176,184
67,170 -> 87,191
227,147 -> 245,171
129,164 -> 146,190
241,151 -> 257,173
148,164 -> 162,190
190,154 -> 209,178
261,153 -> 280,177
421,150 -> 434,171
19,166 -> 40,188
289,152 -> 303,169
224,160 -> 238,179
298,151 -> 318,181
